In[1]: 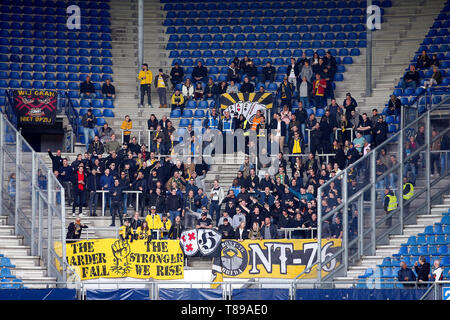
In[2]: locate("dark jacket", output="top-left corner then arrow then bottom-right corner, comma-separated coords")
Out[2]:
66,222 -> 88,242
81,113 -> 96,129
218,223 -> 235,239
80,81 -> 95,94
154,74 -> 170,88
101,83 -> 115,95
414,262 -> 431,282
169,222 -> 184,239
240,82 -> 254,93
86,173 -> 100,192
88,140 -> 105,155
270,120 -> 287,137
261,223 -> 278,239
234,228 -> 249,240
48,151 -> 63,172
110,185 -> 123,202
398,267 -> 416,282
286,64 -> 301,78
166,193 -> 183,211
170,66 -> 184,83
192,66 -> 208,79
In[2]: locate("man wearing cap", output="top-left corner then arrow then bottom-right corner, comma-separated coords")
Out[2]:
138,63 -> 153,108
154,68 -> 170,108
81,108 -> 97,150
218,218 -> 235,239
196,211 -> 213,230
146,206 -> 163,239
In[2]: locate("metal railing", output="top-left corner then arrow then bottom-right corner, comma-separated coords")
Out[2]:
299,95 -> 450,283
0,113 -> 67,282
63,91 -> 80,152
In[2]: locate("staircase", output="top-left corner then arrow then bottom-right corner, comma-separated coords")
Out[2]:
0,215 -> 57,288
334,179 -> 450,288
335,0 -> 446,114
101,0 -> 171,148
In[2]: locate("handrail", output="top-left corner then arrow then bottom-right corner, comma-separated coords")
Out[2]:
64,91 -> 80,152
293,93 -> 450,283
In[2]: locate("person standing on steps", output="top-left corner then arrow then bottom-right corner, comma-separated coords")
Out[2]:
154,69 -> 170,108
138,63 -> 153,108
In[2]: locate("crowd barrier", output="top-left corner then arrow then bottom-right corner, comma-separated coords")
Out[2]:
231,288 -> 290,300
295,288 -> 428,300
159,288 -> 223,300
86,289 -> 150,300
0,288 -> 76,300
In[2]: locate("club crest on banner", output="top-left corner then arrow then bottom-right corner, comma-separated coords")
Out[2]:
198,229 -> 222,256
180,229 -> 199,256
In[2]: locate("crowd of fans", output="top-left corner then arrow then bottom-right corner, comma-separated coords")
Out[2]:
60,49 -> 450,245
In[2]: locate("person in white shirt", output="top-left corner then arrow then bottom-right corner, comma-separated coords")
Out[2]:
182,78 -> 194,101
430,259 -> 444,282
209,179 -> 224,225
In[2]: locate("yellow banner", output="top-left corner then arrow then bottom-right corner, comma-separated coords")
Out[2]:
219,239 -> 341,279
65,239 -> 184,280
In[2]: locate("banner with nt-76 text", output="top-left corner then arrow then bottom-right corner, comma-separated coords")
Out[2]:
65,239 -> 184,280
215,239 -> 342,280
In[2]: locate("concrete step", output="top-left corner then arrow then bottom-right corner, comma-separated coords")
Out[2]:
11,266 -> 48,278
0,235 -> 23,246
0,245 -> 31,257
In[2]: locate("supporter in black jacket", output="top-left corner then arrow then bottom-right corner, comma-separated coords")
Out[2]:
414,257 -> 431,287
374,116 -> 388,147
48,149 -> 63,172
262,62 -> 276,83
86,169 -> 100,216
240,77 -> 254,93
170,62 -> 184,87
80,75 -> 96,98
218,219 -> 235,239
192,61 -> 208,83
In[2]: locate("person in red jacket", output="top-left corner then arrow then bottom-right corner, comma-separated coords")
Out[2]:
312,73 -> 327,109
72,165 -> 87,216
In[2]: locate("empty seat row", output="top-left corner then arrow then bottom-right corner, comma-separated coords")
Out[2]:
0,0 -> 110,9
172,56 -> 354,66
0,14 -> 111,26
166,8 -> 373,19
0,36 -> 113,49
0,55 -> 113,65
0,21 -> 111,33
422,36 -> 450,45
168,41 -> 366,52
0,7 -> 110,17
0,47 -> 112,57
0,63 -> 113,74
0,79 -> 111,89
169,31 -> 367,43
0,28 -> 112,41
166,24 -> 368,34
164,16 -> 367,26
169,48 -> 361,59
75,99 -> 115,109
0,72 -> 113,82
162,0 -> 392,11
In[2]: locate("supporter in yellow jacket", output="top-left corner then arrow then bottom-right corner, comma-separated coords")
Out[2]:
136,221 -> 151,240
160,215 -> 172,239
119,220 -> 135,241
138,65 -> 153,85
145,207 -> 162,230
171,89 -> 185,111
120,115 -> 132,144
